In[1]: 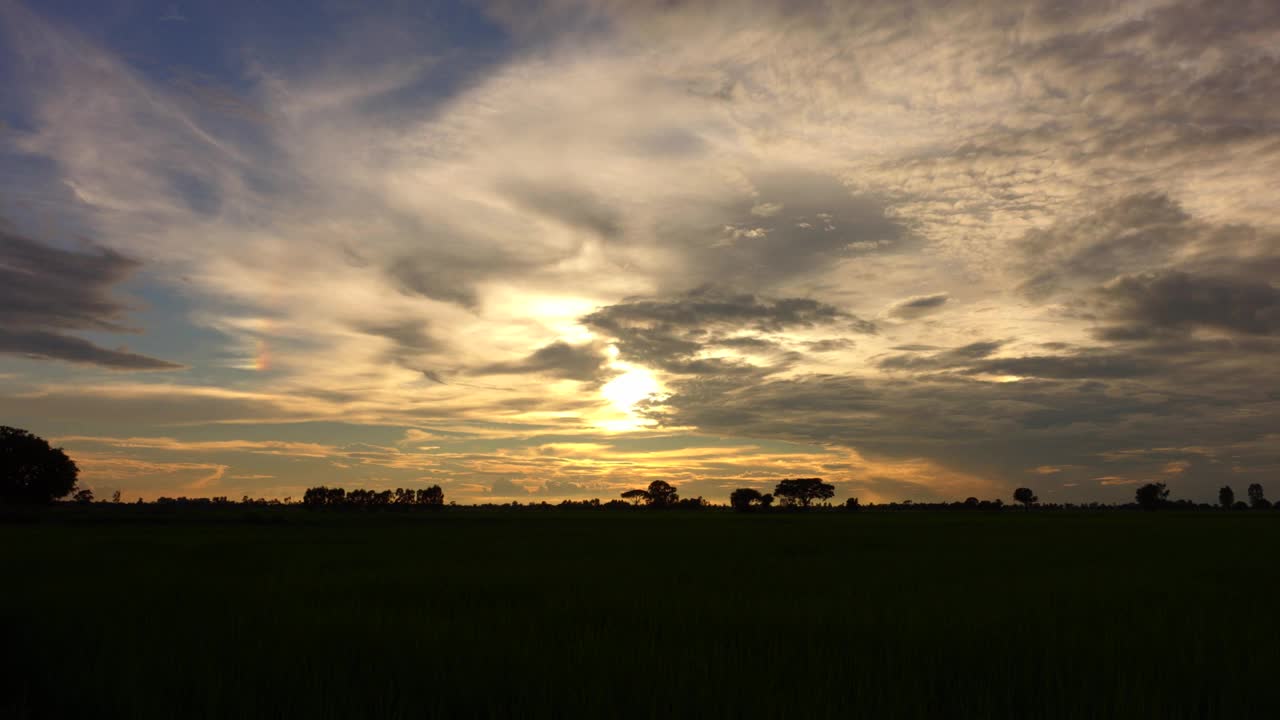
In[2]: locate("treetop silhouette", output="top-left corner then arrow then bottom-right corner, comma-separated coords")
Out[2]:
0,426 -> 80,504
1013,487 -> 1038,509
619,480 -> 680,507
773,478 -> 834,508
1135,482 -> 1170,511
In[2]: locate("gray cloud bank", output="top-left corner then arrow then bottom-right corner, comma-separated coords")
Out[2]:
635,193 -> 1279,497
0,228 -> 180,370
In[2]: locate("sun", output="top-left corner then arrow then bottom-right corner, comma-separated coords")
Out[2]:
601,363 -> 660,412
596,357 -> 662,431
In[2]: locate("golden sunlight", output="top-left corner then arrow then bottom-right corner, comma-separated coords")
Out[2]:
596,358 -> 662,431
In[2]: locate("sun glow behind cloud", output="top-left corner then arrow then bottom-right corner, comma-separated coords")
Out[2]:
596,352 -> 663,432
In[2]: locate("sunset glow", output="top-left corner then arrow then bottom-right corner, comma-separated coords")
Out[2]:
1,0 -> 1276,505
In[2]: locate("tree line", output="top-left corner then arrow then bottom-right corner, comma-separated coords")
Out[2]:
3,426 -> 1276,512
302,485 -> 444,508
1008,481 -> 1272,512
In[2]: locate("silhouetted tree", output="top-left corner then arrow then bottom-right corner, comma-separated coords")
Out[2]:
110,489 -> 122,503
1135,482 -> 1169,511
621,489 -> 650,505
1219,486 -> 1235,509
622,481 -> 680,507
1248,483 -> 1269,509
416,485 -> 445,507
647,480 -> 679,507
303,486 -> 346,507
845,497 -> 861,510
774,478 -> 834,508
730,488 -> 764,511
0,426 -> 80,504
730,488 -> 773,511
72,488 -> 94,504
1013,487 -> 1038,510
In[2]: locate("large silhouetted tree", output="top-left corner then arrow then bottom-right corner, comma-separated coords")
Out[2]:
416,485 -> 445,507
730,488 -> 759,511
1135,482 -> 1169,511
0,426 -> 79,504
1248,483 -> 1269,509
647,480 -> 679,507
774,478 -> 834,508
1219,486 -> 1235,509
1013,487 -> 1038,510
730,488 -> 774,511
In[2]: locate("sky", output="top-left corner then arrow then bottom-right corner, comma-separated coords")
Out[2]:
1,0 -> 1277,504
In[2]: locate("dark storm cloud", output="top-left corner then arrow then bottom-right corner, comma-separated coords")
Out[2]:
0,228 -> 180,370
476,340 -> 615,383
583,287 -> 873,375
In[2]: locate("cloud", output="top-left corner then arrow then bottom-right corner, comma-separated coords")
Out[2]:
1098,271 -> 1280,337
0,229 -> 181,369
878,340 -> 1003,371
965,353 -> 1153,380
488,477 -> 527,496
888,293 -> 948,319
0,329 -> 181,370
54,435 -> 340,458
476,340 -> 616,383
500,180 -> 623,239
644,364 -> 1279,497
583,287 -> 873,375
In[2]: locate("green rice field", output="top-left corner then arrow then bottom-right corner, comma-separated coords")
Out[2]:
3,508 -> 1277,718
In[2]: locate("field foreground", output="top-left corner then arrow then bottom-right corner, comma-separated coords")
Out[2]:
3,509 -> 1277,718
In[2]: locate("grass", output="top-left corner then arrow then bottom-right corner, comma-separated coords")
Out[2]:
2,508 -> 1277,718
